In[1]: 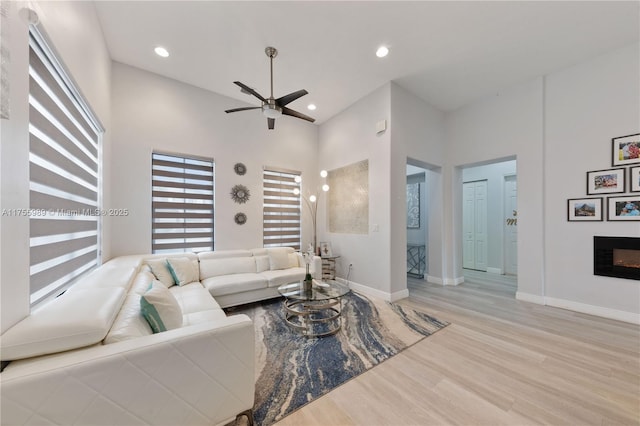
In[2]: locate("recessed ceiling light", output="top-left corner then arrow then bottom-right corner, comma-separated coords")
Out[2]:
307,104 -> 317,111
154,46 -> 169,58
376,46 -> 389,58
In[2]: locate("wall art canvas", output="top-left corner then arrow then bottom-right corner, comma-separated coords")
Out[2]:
407,183 -> 420,229
328,160 -> 369,234
612,133 -> 640,166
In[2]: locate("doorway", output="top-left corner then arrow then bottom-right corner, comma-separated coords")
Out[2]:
462,159 -> 517,276
406,164 -> 427,279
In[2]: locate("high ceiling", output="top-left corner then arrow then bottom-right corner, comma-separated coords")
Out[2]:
94,1 -> 639,124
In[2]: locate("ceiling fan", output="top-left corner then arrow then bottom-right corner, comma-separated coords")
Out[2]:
225,47 -> 315,130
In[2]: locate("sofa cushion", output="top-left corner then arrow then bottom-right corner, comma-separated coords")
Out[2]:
288,253 -> 299,268
140,282 -> 183,333
183,310 -> 227,326
129,269 -> 157,295
261,267 -> 306,288
104,293 -> 153,344
166,257 -> 199,286
201,273 -> 267,297
268,247 -> 291,270
169,282 -> 222,314
0,287 -> 126,361
146,259 -> 175,287
199,257 -> 257,280
255,255 -> 270,273
67,264 -> 137,292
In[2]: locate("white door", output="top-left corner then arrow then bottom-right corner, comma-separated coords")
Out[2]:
463,180 -> 488,271
504,175 -> 518,275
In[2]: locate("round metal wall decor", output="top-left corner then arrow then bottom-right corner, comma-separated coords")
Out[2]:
230,184 -> 250,204
234,163 -> 247,176
234,212 -> 247,225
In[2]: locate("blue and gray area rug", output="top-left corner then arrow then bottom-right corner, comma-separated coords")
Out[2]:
227,292 -> 448,425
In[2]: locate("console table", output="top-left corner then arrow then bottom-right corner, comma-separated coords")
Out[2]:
407,244 -> 426,278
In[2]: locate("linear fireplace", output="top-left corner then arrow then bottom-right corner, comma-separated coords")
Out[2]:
594,236 -> 640,280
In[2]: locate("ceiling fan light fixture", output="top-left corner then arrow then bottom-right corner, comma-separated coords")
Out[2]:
262,104 -> 282,118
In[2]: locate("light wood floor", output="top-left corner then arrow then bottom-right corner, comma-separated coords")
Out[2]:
273,271 -> 640,426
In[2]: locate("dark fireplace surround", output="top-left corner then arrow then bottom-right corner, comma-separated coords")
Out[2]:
594,236 -> 640,281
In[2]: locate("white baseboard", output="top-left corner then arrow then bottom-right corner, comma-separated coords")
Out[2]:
516,291 -> 545,305
486,267 -> 503,275
336,278 -> 401,302
426,275 -> 464,286
545,297 -> 640,325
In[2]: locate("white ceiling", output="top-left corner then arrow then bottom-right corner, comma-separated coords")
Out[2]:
94,1 -> 639,124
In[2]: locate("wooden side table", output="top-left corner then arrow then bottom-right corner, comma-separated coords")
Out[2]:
321,255 -> 340,280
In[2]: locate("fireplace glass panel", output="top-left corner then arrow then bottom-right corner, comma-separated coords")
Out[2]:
613,249 -> 640,269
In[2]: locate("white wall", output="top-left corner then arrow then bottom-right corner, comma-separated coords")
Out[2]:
0,1 -> 111,331
317,84 -> 392,296
110,63 -> 318,256
544,43 -> 640,320
445,78 -> 544,295
446,42 -> 639,322
462,160 -> 517,273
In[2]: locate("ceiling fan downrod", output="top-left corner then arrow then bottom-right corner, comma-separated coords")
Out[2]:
265,46 -> 277,100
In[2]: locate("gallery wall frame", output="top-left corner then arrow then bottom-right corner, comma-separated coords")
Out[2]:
567,197 -> 603,222
607,195 -> 640,221
630,166 -> 640,193
612,133 -> 640,167
407,182 -> 420,229
586,168 -> 625,195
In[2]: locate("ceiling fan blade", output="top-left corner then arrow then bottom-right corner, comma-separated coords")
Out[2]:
225,106 -> 261,113
268,118 -> 275,130
275,89 -> 308,107
282,107 -> 316,123
233,81 -> 267,103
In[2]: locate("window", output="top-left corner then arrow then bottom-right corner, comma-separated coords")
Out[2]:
28,29 -> 103,304
263,168 -> 301,250
152,152 -> 214,253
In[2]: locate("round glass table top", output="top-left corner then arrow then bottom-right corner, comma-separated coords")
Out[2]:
277,280 -> 350,301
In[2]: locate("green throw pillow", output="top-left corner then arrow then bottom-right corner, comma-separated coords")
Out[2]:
140,281 -> 183,333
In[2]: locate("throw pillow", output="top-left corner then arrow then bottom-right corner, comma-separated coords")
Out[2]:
268,247 -> 290,270
146,259 -> 175,287
288,253 -> 299,268
140,281 -> 183,333
255,255 -> 270,273
166,257 -> 199,286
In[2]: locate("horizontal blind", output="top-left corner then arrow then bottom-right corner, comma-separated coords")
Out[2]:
152,152 -> 214,253
28,31 -> 102,304
263,168 -> 301,250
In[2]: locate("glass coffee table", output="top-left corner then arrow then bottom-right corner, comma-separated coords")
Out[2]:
277,280 -> 351,337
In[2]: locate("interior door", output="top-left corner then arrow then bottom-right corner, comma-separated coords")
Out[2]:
463,180 -> 487,271
504,175 -> 518,275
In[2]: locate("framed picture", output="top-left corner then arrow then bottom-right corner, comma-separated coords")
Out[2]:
607,195 -> 640,221
630,167 -> 640,193
612,133 -> 640,167
586,168 -> 625,195
407,182 -> 420,229
319,241 -> 333,257
567,198 -> 603,221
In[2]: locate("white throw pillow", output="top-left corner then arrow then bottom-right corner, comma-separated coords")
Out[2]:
146,259 -> 175,287
140,281 -> 183,333
255,255 -> 270,273
268,248 -> 290,270
166,257 -> 199,286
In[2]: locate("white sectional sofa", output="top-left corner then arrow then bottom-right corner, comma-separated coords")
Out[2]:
0,247 -> 320,426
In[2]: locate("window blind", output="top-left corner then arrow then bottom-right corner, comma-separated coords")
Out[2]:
28,30 -> 102,304
152,152 -> 214,253
263,168 -> 301,250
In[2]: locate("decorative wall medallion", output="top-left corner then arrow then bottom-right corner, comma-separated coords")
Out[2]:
230,184 -> 250,204
234,163 -> 247,176
234,212 -> 247,225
